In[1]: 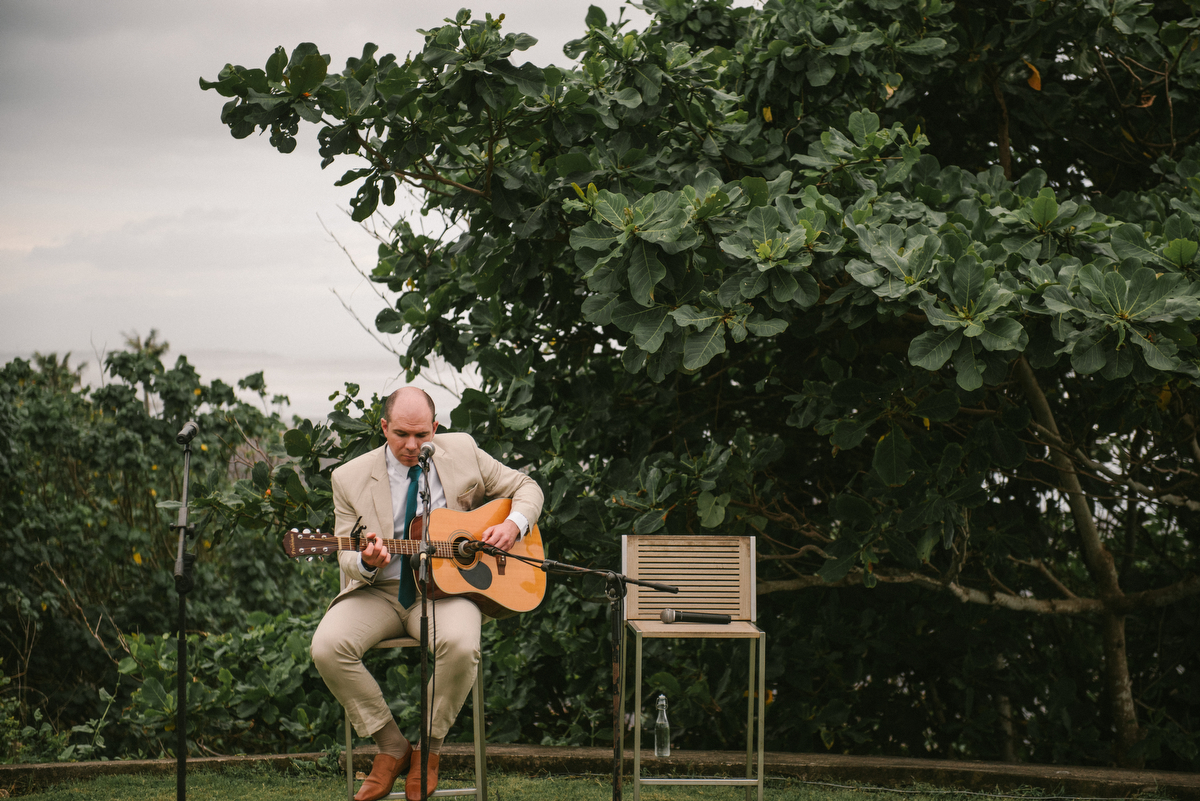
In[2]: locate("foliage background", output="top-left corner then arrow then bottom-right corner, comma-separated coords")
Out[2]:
5,0 -> 1200,773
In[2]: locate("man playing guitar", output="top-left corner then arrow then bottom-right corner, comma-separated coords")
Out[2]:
310,386 -> 543,800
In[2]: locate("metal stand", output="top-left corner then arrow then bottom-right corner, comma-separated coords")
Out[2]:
170,421 -> 199,801
482,548 -> 676,801
416,449 -> 436,800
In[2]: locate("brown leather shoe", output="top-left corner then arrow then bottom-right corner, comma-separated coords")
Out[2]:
405,749 -> 440,801
353,746 -> 412,801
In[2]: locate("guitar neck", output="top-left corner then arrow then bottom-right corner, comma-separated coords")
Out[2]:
341,536 -> 458,559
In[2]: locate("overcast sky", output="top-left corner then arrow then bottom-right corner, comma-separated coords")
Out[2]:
0,0 -> 675,421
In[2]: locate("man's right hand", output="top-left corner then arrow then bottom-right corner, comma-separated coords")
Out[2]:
361,531 -> 391,569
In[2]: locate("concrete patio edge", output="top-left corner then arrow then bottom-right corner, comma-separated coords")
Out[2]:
2,745 -> 1198,798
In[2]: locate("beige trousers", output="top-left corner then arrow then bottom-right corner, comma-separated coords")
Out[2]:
310,580 -> 482,740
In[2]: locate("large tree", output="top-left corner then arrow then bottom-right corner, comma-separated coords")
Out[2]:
202,0 -> 1200,767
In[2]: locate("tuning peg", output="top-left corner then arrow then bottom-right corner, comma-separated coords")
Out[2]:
306,556 -> 314,562
303,528 -> 312,535
289,528 -> 298,533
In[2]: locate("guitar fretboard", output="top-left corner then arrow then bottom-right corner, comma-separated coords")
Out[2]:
286,530 -> 460,559
341,536 -> 459,559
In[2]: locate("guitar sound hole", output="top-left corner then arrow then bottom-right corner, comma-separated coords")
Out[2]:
452,536 -> 475,567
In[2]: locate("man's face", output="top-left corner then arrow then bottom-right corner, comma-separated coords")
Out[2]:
381,402 -> 438,467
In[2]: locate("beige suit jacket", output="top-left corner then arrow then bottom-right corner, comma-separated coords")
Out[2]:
330,432 -> 543,598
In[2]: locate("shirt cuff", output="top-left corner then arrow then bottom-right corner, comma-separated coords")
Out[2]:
506,510 -> 530,538
359,555 -> 378,579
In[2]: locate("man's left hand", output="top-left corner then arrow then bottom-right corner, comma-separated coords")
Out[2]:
480,520 -> 520,552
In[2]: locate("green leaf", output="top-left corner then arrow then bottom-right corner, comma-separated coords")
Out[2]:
831,418 -> 873,450
697,491 -> 731,528
1164,238 -> 1198,268
581,293 -> 620,325
746,315 -> 788,337
909,329 -> 963,370
912,391 -> 960,422
585,4 -> 608,28
571,220 -> 622,252
872,428 -> 912,487
848,109 -> 880,148
634,509 -> 667,534
142,677 -> 172,712
952,338 -> 984,390
613,304 -> 674,353
1030,188 -> 1059,229
1071,333 -> 1108,374
670,305 -> 723,332
265,47 -> 287,83
740,176 -> 769,208
987,423 -> 1027,469
1130,329 -> 1180,370
628,241 -> 666,306
949,258 -> 989,306
897,37 -> 947,55
252,460 -> 271,489
500,412 -> 536,430
833,493 -> 874,526
979,317 -> 1027,352
612,87 -> 643,108
683,325 -> 727,369
806,59 -> 836,88
490,59 -> 546,97
817,550 -> 856,583
745,206 -> 780,246
882,532 -> 921,568
1110,224 -> 1160,267
290,53 -> 328,95
593,191 -> 629,229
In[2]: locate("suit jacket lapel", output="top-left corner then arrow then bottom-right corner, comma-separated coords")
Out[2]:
369,447 -> 394,535
431,436 -> 471,511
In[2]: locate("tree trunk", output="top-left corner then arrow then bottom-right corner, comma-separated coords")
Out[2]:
989,69 -> 1013,181
1015,357 -> 1142,767
1101,612 -> 1144,768
996,655 -> 1016,762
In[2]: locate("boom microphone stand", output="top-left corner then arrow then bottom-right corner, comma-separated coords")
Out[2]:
416,444 -> 436,800
467,543 -> 677,801
170,420 -> 199,801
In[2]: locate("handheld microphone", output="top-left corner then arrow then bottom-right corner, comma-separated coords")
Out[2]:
660,608 -> 731,625
176,421 -> 199,445
419,442 -> 435,464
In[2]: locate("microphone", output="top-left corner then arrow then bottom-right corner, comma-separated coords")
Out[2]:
419,442 -> 435,464
457,540 -> 487,558
660,608 -> 731,625
176,421 -> 199,445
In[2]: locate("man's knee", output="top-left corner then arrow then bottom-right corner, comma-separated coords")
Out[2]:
435,631 -> 478,663
310,629 -> 351,676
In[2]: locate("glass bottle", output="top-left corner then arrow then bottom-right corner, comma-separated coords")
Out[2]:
654,694 -> 670,757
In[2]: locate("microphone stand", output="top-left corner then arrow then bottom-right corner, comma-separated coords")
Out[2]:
467,543 -> 677,801
416,449 -> 435,800
170,421 -> 199,801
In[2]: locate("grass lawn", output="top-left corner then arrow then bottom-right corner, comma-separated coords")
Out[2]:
7,764 -> 1164,801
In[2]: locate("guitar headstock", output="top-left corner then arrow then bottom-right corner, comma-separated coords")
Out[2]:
282,528 -> 338,559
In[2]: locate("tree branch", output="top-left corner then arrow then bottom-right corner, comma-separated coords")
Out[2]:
757,567 -> 1104,614
1016,356 -> 1123,600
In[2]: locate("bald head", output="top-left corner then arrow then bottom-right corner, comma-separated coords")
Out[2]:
384,386 -> 436,425
381,387 -> 439,466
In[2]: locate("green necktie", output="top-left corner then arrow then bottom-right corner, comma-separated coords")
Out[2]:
398,464 -> 421,608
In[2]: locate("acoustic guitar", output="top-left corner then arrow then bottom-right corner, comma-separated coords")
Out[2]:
282,498 -> 546,619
